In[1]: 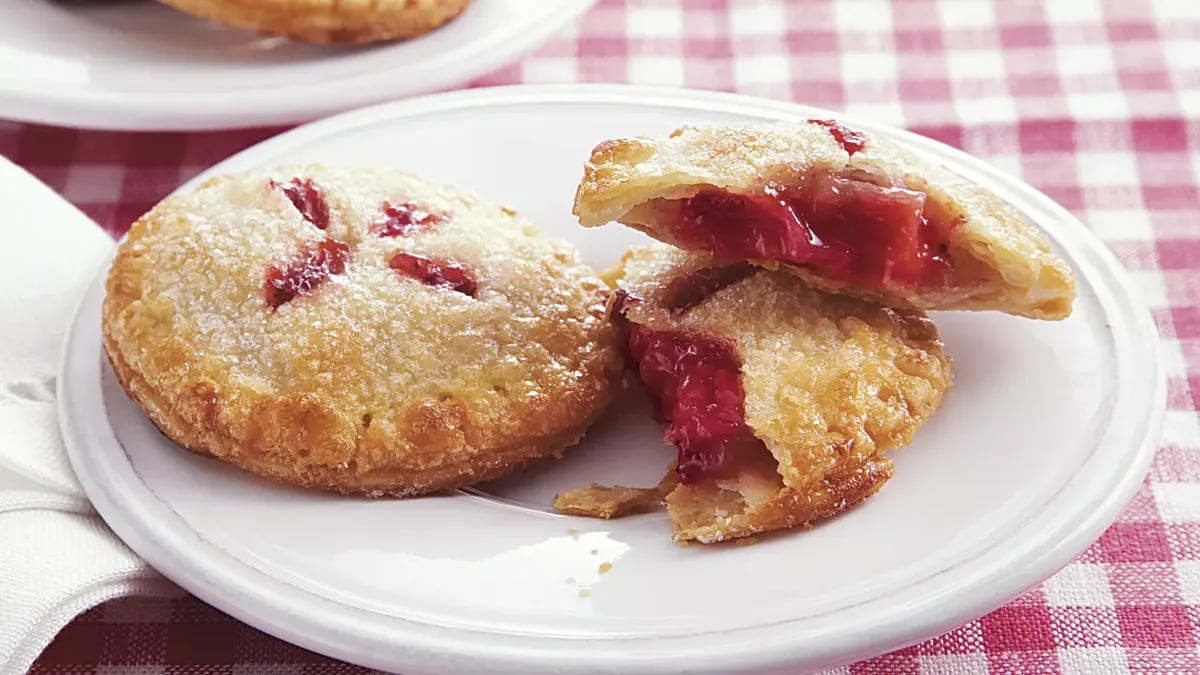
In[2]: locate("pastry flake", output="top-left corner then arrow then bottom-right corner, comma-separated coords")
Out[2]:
553,469 -> 677,519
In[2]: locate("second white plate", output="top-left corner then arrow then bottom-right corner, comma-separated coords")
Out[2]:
61,85 -> 1163,674
0,0 -> 593,130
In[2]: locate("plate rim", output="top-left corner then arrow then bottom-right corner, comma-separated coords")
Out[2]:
0,0 -> 596,131
60,84 -> 1166,674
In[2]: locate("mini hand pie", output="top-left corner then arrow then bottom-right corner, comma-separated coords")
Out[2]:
573,121 -> 1076,320
555,245 -> 953,543
104,165 -> 621,497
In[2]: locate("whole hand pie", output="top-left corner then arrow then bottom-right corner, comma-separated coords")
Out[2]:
555,245 -> 953,543
573,121 -> 1076,320
156,0 -> 471,44
103,165 -> 622,497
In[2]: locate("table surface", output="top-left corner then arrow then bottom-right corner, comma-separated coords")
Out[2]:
11,0 -> 1200,673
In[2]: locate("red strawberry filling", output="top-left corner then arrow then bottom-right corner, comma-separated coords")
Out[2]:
264,238 -> 350,309
808,118 -> 867,155
627,324 -> 765,485
272,178 -> 330,230
372,200 -> 447,238
390,252 -> 477,297
671,171 -> 956,291
613,289 -> 765,485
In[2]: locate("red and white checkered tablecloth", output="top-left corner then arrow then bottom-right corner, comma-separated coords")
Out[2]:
8,0 -> 1199,672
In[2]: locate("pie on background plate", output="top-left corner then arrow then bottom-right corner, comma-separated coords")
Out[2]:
59,86 -> 1162,674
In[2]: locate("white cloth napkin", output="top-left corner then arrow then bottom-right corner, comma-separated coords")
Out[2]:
0,157 -> 180,675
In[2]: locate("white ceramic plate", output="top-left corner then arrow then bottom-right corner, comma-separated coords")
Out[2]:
0,0 -> 593,130
61,85 -> 1164,674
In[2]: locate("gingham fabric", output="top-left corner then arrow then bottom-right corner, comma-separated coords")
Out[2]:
9,0 -> 1199,672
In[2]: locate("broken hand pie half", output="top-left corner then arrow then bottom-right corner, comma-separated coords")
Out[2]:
574,121 -> 1076,320
554,245 -> 953,543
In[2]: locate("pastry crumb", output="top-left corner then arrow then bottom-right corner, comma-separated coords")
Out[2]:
599,562 -> 613,574
578,588 -> 592,598
554,470 -> 677,519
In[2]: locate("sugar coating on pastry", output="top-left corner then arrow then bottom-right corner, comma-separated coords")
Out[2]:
573,121 -> 1076,320
157,0 -> 471,45
103,165 -> 623,497
554,245 -> 952,543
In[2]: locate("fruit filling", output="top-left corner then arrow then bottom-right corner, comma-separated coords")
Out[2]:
372,200 -> 447,238
808,118 -> 867,155
272,178 -> 330,230
671,171 -> 956,290
613,291 -> 765,485
264,238 -> 350,309
389,252 -> 477,297
626,324 -> 767,485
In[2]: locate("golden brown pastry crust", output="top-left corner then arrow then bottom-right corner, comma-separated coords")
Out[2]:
156,0 -> 471,45
573,122 -> 1076,320
556,246 -> 952,542
103,165 -> 622,496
